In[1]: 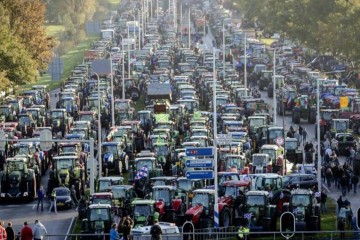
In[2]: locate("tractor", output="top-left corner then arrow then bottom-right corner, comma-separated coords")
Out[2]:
285,138 -> 303,164
330,119 -> 351,138
47,155 -> 84,197
238,190 -> 277,232
131,199 -> 157,227
291,95 -> 316,124
267,75 -> 285,98
101,142 -> 128,175
282,189 -> 321,231
183,189 -> 233,231
277,86 -> 297,115
315,109 -> 340,140
80,204 -> 113,240
151,185 -> 188,226
49,109 -> 73,137
258,70 -> 272,91
0,158 -> 37,201
251,153 -> 271,174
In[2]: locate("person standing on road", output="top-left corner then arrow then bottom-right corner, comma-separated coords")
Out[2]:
33,220 -> 47,240
0,221 -> 7,240
110,223 -> 120,240
351,174 -> 359,194
150,220 -> 163,240
37,185 -> 45,211
340,174 -> 349,197
302,128 -> 307,146
5,222 -> 14,240
20,222 -> 32,240
48,189 -> 57,214
320,190 -> 328,214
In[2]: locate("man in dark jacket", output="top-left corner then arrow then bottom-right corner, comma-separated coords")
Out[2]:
5,222 -> 15,240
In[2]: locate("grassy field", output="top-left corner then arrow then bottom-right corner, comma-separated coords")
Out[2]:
45,25 -> 65,37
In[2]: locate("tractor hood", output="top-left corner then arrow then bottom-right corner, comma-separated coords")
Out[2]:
8,171 -> 21,187
185,204 -> 204,221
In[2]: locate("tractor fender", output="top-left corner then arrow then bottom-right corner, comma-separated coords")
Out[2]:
218,202 -> 228,213
172,198 -> 182,212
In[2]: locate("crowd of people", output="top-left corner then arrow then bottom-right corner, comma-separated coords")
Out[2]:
0,220 -> 47,240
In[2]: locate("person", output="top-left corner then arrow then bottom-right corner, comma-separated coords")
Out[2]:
150,220 -> 163,240
20,222 -> 33,240
320,190 -> 328,214
351,174 -> 359,194
37,185 -> 45,211
302,128 -> 308,145
48,189 -> 57,214
120,214 -> 134,240
110,223 -> 120,240
0,221 -> 7,240
70,185 -> 79,206
5,222 -> 14,240
33,220 -> 47,240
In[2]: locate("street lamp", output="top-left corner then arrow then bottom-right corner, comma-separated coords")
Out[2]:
273,50 -> 277,125
129,13 -> 137,50
92,72 -> 102,178
212,47 -> 219,228
222,23 -> 225,76
316,79 -> 322,194
244,33 -> 247,95
188,8 -> 191,48
104,51 -> 115,127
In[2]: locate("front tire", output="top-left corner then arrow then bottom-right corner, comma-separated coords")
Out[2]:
220,208 -> 232,227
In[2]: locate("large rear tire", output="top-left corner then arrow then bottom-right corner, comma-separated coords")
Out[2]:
220,207 -> 232,227
293,111 -> 300,124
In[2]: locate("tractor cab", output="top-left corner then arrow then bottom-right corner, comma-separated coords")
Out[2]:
252,153 -> 271,174
90,192 -> 113,205
285,138 -> 303,164
97,176 -> 124,192
331,119 -> 351,137
81,204 -> 112,236
150,176 -> 177,187
221,154 -> 245,173
254,174 -> 283,192
131,199 -> 156,227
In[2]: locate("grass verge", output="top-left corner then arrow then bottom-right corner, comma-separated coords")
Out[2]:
45,25 -> 65,37
16,36 -> 98,94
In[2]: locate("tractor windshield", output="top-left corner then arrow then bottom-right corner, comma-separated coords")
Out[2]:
269,129 -> 283,139
154,145 -> 168,155
224,186 -> 237,197
192,193 -> 210,208
56,159 -> 72,170
98,181 -> 112,192
246,195 -> 265,206
102,145 -> 119,157
136,160 -> 153,171
14,145 -> 30,155
178,180 -> 192,191
253,155 -> 266,166
115,102 -> 129,110
285,141 -> 298,150
8,161 -> 24,171
51,111 -> 64,119
89,208 -> 110,221
261,149 -> 275,160
334,121 -> 348,132
0,107 -> 10,116
92,197 -> 112,205
291,194 -> 310,206
61,146 -> 77,153
152,189 -> 170,203
134,205 -> 151,217
112,188 -> 126,199
18,116 -> 31,126
249,118 -> 265,128
226,157 -> 243,170
79,114 -> 94,122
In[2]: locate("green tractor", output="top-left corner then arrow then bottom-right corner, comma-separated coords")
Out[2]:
131,199 -> 156,227
292,95 -> 316,124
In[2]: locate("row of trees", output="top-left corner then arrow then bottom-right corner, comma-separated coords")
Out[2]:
0,0 -> 56,88
235,0 -> 360,62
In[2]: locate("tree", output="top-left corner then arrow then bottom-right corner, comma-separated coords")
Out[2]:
0,24 -> 38,86
0,0 -> 56,70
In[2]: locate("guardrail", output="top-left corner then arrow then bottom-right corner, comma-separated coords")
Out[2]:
27,229 -> 360,240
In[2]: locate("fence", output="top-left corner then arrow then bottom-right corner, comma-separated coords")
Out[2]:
33,229 -> 360,240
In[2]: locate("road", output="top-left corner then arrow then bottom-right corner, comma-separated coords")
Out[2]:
0,88 -> 76,240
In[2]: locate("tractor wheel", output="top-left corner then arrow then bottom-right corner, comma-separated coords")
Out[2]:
309,216 -> 319,231
122,155 -> 129,173
27,178 -> 36,201
268,88 -> 273,98
163,211 -> 176,223
293,111 -> 300,124
199,217 -> 214,239
114,159 -> 121,175
259,82 -> 264,91
219,207 -> 232,227
309,110 -> 316,124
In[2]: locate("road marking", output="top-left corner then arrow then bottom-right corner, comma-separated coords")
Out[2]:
65,217 -> 75,240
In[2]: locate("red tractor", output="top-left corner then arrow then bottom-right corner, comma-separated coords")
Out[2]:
219,180 -> 251,225
151,185 -> 187,225
183,188 -> 233,232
